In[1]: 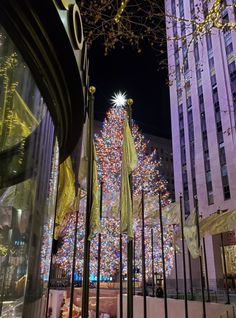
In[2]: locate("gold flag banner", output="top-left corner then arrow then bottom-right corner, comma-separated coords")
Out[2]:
162,202 -> 181,225
184,209 -> 200,259
143,195 -> 159,221
88,144 -> 101,240
200,209 -> 236,237
133,196 -> 143,219
2,90 -> 39,150
78,115 -> 89,190
101,193 -> 141,218
54,157 -> 77,240
120,118 -> 138,239
144,200 -> 180,226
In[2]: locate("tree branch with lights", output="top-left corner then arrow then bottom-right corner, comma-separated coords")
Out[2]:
78,0 -> 236,55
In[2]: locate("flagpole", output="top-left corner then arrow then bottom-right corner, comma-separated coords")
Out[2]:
133,232 -> 136,295
202,237 -> 210,302
141,189 -> 147,318
127,98 -> 134,318
179,194 -> 188,318
119,230 -> 123,318
151,228 -> 155,297
174,226 -> 179,299
194,196 -> 206,318
68,148 -> 82,318
96,182 -> 103,318
159,192 -> 168,318
81,86 -> 96,318
187,251 -> 194,300
69,210 -> 79,318
220,233 -> 230,304
127,240 -> 133,318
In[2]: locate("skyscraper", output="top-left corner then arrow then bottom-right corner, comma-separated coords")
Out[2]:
166,0 -> 236,289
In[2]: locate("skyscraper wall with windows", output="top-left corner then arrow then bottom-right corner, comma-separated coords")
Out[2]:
165,0 -> 236,288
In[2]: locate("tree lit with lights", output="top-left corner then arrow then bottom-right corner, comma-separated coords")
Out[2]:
95,92 -> 169,201
52,92 -> 175,281
54,212 -> 175,280
54,211 -> 126,278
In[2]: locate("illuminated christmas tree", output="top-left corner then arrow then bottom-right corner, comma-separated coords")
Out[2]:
54,212 -> 175,280
54,210 -> 127,278
53,93 -> 176,280
95,93 -> 170,203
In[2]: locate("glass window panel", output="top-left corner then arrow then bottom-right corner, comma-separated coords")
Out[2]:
0,25 -> 59,317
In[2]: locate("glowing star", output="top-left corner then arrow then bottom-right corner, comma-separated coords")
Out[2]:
111,91 -> 127,107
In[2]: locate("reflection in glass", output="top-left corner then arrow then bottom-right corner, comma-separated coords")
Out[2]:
0,25 -> 58,317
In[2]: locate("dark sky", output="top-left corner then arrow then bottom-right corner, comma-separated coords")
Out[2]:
89,43 -> 171,139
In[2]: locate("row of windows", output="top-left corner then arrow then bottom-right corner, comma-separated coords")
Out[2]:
171,0 -> 176,15
222,12 -> 236,128
222,9 -> 236,200
205,32 -> 231,201
193,35 -> 215,205
179,99 -> 190,215
174,1 -> 191,214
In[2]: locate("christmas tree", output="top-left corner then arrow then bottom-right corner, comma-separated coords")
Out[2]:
53,94 -> 175,280
54,210 -> 127,278
95,94 -> 170,204
54,211 -> 175,280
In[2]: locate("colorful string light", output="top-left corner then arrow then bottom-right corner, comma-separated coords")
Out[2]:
95,103 -> 170,204
54,212 -> 175,280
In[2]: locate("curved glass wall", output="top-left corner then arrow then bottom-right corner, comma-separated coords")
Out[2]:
0,26 -> 59,317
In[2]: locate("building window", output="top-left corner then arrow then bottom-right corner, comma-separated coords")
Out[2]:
196,68 -> 201,80
186,96 -> 192,108
209,57 -> 214,69
229,61 -> 236,82
173,22 -> 178,37
176,65 -> 181,82
203,135 -> 208,151
221,164 -> 228,177
226,42 -> 233,55
194,44 -> 199,62
183,170 -> 188,183
223,185 -> 231,200
189,124 -> 194,141
178,103 -> 183,114
206,181 -> 213,192
171,0 -> 176,15
206,170 -> 212,182
188,109 -> 193,123
213,87 -> 219,103
217,122 -> 224,144
203,1 -> 208,17
179,114 -> 184,129
208,191 -> 214,205
179,0 -> 184,17
180,130 -> 185,146
190,0 -> 195,14
181,145 -> 186,165
201,113 -> 207,132
181,22 -> 185,36
189,141 -> 194,158
211,74 -> 217,88
206,33 -> 212,50
222,12 -> 230,34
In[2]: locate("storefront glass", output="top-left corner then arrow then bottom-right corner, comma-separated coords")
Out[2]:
0,25 -> 59,317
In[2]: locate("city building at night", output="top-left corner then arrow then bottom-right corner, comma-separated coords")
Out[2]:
166,0 -> 236,289
0,1 -> 87,316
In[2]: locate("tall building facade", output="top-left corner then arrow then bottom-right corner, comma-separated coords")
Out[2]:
166,0 -> 236,288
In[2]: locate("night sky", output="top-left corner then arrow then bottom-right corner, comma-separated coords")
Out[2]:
89,43 -> 171,139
